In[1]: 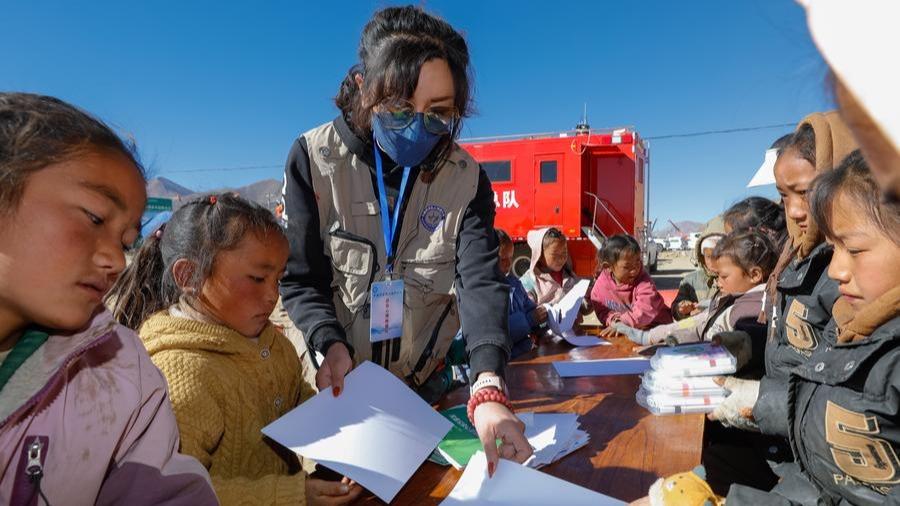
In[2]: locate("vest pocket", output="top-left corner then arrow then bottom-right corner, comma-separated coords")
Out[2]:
400,246 -> 456,295
328,230 -> 376,312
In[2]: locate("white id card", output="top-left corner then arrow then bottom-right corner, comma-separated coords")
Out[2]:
369,279 -> 404,343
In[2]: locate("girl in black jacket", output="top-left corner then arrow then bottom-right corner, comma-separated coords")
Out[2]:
727,152 -> 900,505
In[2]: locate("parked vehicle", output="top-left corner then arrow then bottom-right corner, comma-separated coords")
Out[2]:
461,124 -> 654,276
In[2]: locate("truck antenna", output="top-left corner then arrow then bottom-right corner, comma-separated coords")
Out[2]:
575,103 -> 590,133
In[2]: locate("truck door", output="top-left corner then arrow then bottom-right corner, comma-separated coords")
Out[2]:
533,154 -> 563,227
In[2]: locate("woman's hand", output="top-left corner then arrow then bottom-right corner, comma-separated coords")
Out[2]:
306,476 -> 362,506
473,399 -> 532,477
316,342 -> 354,396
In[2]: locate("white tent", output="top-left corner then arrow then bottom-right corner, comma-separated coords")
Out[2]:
746,148 -> 779,188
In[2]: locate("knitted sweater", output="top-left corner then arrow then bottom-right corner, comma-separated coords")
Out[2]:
140,312 -> 316,505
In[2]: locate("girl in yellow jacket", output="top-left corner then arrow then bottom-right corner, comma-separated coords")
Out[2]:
107,193 -> 361,506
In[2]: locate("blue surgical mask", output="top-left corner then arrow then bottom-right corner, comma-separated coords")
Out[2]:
372,112 -> 443,168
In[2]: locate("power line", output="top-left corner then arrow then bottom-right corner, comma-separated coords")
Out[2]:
160,164 -> 282,174
645,123 -> 794,140
154,122 -> 796,174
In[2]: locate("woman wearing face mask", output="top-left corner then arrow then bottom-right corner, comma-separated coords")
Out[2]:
279,5 -> 531,473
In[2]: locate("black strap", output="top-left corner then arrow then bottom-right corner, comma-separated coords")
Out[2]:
408,302 -> 454,385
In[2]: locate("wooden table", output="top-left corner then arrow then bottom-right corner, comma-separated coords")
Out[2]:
360,334 -> 705,504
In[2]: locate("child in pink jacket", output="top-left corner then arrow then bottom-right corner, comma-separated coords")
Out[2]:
592,235 -> 673,334
0,93 -> 215,505
520,227 -> 584,306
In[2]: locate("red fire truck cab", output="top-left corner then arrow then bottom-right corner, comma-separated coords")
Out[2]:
460,126 -> 655,278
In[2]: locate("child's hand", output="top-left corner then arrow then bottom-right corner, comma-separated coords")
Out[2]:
599,314 -> 622,337
306,476 -> 362,506
707,377 -> 760,432
599,325 -> 619,338
675,301 -> 697,317
531,306 -> 548,323
316,342 -> 354,396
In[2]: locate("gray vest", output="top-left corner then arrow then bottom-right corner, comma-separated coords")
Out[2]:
304,122 -> 479,385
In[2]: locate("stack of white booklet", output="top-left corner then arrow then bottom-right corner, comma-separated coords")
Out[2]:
544,279 -> 608,347
517,412 -> 589,468
636,343 -> 736,415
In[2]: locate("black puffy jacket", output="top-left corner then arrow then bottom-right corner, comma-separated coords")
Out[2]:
729,315 -> 900,505
764,242 -> 841,380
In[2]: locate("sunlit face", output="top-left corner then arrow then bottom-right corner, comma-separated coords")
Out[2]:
610,251 -> 643,286
194,232 -> 289,338
410,58 -> 455,115
367,58 -> 457,123
701,248 -> 716,271
541,239 -> 568,273
498,242 -> 514,276
706,257 -> 720,277
775,150 -> 817,233
715,255 -> 762,295
0,150 -> 145,337
826,192 -> 900,311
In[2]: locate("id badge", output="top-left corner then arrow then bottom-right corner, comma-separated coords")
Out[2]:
369,279 -> 404,343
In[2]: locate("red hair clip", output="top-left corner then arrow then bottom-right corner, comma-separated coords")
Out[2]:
209,195 -> 218,205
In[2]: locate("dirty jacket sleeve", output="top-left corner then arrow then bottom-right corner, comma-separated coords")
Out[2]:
752,375 -> 791,438
95,349 -> 218,505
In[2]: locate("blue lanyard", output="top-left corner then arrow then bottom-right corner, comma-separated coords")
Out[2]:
373,140 -> 411,272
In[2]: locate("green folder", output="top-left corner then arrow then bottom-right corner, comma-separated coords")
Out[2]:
427,404 -> 482,469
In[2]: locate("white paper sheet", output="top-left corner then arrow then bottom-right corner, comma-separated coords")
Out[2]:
545,279 -> 591,337
553,357 -> 652,377
261,361 -> 452,503
520,413 -> 586,468
561,334 -> 610,347
441,452 -> 625,505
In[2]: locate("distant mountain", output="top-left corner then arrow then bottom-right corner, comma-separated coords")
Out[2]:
224,179 -> 282,208
146,177 -> 194,199
146,177 -> 283,211
655,220 -> 704,238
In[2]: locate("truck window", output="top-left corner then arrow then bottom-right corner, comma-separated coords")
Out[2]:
539,161 -> 558,183
482,161 -> 511,182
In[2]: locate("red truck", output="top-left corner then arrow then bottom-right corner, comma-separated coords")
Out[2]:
460,125 -> 657,278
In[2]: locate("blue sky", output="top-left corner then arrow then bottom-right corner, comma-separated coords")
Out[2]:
2,0 -> 833,227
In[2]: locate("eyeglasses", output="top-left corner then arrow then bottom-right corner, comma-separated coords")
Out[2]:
375,98 -> 459,135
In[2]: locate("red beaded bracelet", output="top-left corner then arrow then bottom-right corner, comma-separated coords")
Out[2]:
467,388 -> 513,425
